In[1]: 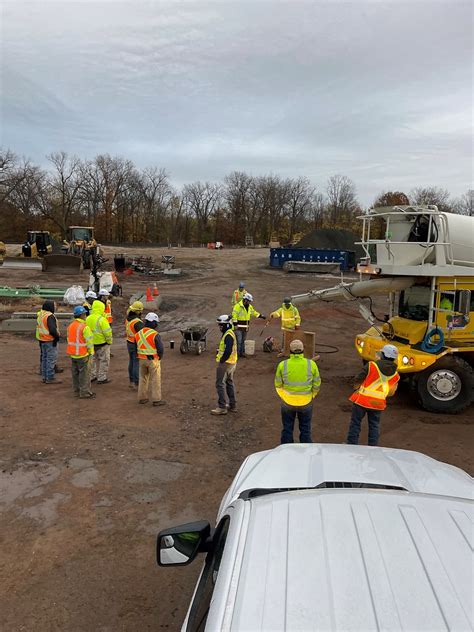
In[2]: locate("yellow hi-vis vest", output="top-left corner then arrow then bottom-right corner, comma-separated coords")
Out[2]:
216,329 -> 238,364
271,304 -> 301,331
66,319 -> 94,358
125,317 -> 142,343
36,310 -> 59,341
232,301 -> 260,330
350,361 -> 399,410
136,327 -> 159,360
275,354 -> 321,406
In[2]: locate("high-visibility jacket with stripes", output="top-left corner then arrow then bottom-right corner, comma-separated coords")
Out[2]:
216,329 -> 238,364
271,303 -> 301,331
350,361 -> 399,410
274,354 -> 321,406
86,301 -> 113,346
66,319 -> 94,358
231,288 -> 246,306
232,300 -> 260,330
36,310 -> 59,342
136,327 -> 160,360
125,317 -> 142,343
104,299 -> 113,323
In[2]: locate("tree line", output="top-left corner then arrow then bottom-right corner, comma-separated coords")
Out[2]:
0,148 -> 472,245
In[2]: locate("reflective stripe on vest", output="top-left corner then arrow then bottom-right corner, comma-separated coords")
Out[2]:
36,310 -> 56,341
136,327 -> 158,359
67,320 -> 90,357
126,318 -> 141,343
216,329 -> 238,364
349,361 -> 398,410
281,358 -> 313,395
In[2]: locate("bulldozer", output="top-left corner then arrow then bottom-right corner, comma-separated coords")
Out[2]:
43,226 -> 99,273
1,231 -> 53,270
292,206 -> 474,414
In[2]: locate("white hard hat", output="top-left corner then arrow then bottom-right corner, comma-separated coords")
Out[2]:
243,292 -> 253,302
381,343 -> 398,359
145,312 -> 160,323
86,290 -> 97,299
98,289 -> 110,297
216,314 -> 231,324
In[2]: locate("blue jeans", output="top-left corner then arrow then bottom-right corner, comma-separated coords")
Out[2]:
347,403 -> 382,446
281,403 -> 313,444
127,341 -> 139,385
235,329 -> 247,356
40,341 -> 58,381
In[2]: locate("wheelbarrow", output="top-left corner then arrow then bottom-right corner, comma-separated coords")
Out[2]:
179,326 -> 208,355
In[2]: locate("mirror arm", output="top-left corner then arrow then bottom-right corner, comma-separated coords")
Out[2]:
201,530 -> 215,553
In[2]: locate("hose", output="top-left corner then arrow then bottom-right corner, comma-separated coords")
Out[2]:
314,344 -> 339,354
421,327 -> 444,354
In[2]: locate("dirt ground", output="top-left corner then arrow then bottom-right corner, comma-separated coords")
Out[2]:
1,247 -> 473,631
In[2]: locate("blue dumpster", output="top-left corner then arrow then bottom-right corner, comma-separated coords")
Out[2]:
270,247 -> 355,271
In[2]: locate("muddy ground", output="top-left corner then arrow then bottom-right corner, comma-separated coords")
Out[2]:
0,246 -> 473,631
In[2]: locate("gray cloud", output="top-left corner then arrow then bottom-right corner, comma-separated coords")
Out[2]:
1,0 -> 472,204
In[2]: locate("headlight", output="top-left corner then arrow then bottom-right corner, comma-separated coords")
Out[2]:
402,355 -> 409,365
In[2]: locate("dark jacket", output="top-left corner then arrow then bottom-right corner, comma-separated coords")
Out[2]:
42,300 -> 59,343
219,326 -> 234,363
354,357 -> 397,388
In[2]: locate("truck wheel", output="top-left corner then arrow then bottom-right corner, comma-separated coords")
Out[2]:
180,341 -> 187,354
416,356 -> 473,414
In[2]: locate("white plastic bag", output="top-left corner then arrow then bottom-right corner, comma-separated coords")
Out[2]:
63,285 -> 86,305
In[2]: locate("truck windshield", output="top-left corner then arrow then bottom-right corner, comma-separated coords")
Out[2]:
71,228 -> 92,241
399,286 -> 431,321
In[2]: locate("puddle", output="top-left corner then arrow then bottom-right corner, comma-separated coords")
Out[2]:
21,492 -> 71,528
71,468 -> 99,489
125,459 -> 188,484
0,463 -> 60,507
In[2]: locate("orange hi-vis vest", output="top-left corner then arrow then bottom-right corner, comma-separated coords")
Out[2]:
350,361 -> 400,410
136,327 -> 159,360
105,300 -> 113,323
36,310 -> 59,342
67,319 -> 93,358
125,317 -> 142,343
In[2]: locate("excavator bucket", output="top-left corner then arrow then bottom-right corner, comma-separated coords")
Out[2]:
42,254 -> 83,273
1,257 -> 43,271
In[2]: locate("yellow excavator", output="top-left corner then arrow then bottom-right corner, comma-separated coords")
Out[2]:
1,231 -> 53,269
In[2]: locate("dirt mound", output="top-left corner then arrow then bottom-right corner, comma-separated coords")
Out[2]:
297,228 -> 364,258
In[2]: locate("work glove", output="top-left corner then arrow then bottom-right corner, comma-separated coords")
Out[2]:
259,314 -> 266,319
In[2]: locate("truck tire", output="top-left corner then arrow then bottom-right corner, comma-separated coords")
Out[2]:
416,356 -> 473,414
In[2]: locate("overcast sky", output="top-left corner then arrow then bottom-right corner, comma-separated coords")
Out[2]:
0,0 -> 472,204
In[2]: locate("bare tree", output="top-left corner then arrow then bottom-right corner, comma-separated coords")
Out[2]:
373,191 -> 410,207
223,171 -> 253,244
311,191 -> 326,230
409,186 -> 453,213
183,181 -> 221,242
286,176 -> 315,241
45,151 -> 83,235
452,190 -> 474,217
326,175 -> 358,227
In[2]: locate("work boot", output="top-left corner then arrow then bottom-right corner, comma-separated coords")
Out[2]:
79,392 -> 96,399
54,366 -> 64,374
91,378 -> 97,383
211,407 -> 228,415
152,400 -> 166,407
128,382 -> 135,390
226,405 -> 238,413
139,399 -> 149,404
44,379 -> 62,384
97,379 -> 112,384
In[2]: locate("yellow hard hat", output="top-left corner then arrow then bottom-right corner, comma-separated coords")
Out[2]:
129,301 -> 144,313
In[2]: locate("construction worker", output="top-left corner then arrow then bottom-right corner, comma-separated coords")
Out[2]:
66,305 -> 95,399
274,339 -> 321,443
346,343 -> 400,446
36,300 -> 61,384
270,297 -> 301,331
231,292 -> 266,357
231,281 -> 247,306
135,312 -> 165,406
83,290 -> 97,316
99,289 -> 113,324
125,301 -> 144,389
86,300 -> 113,384
211,314 -> 238,415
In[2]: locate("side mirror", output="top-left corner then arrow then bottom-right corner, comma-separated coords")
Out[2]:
458,290 -> 471,318
157,520 -> 211,567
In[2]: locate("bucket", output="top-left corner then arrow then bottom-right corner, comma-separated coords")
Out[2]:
244,339 -> 255,356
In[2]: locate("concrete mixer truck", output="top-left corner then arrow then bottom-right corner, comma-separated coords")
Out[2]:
292,206 -> 474,413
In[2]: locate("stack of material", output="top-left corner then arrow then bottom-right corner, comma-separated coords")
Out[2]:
297,229 -> 364,259
0,286 -> 67,300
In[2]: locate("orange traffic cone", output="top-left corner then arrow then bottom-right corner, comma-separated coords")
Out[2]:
146,287 -> 153,302
153,283 -> 159,296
